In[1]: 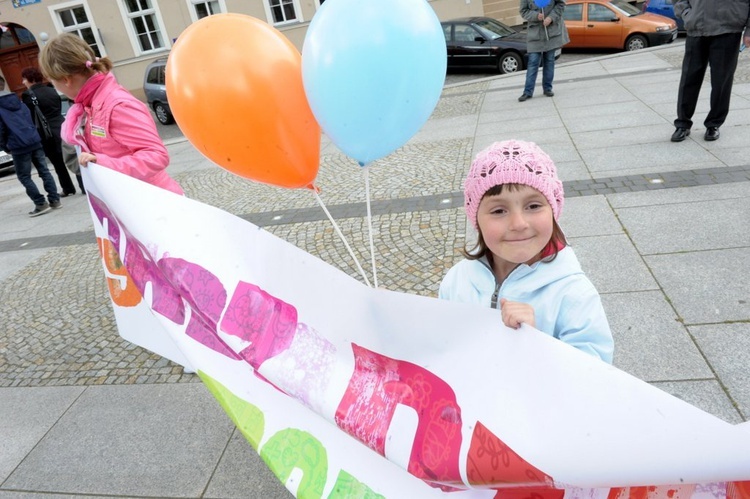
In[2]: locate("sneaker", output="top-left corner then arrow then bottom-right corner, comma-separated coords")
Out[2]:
50,200 -> 62,209
29,204 -> 51,217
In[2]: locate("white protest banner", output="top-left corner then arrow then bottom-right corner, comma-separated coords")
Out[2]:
83,164 -> 750,498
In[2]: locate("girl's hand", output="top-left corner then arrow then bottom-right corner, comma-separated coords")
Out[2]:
500,299 -> 536,329
78,152 -> 97,167
537,12 -> 545,21
543,17 -> 552,26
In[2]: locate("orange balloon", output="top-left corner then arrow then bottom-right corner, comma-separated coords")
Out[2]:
166,14 -> 320,189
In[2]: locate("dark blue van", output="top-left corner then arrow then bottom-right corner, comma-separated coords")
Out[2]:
643,0 -> 684,32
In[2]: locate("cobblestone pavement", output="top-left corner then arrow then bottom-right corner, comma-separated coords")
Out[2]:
0,244 -> 199,388
2,43 -> 750,389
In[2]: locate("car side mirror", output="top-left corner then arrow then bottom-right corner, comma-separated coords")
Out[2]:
474,36 -> 486,43
610,17 -> 620,22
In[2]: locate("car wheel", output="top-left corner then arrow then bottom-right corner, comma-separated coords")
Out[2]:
498,52 -> 522,74
154,103 -> 175,125
625,34 -> 648,51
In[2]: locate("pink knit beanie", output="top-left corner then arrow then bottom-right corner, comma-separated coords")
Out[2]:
464,140 -> 564,229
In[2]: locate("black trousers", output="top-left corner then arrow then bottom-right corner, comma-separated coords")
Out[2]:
42,135 -> 77,194
675,32 -> 742,129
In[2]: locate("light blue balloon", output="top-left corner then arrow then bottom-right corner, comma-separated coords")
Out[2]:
302,0 -> 447,166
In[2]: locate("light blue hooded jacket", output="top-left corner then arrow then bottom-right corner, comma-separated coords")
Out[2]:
439,246 -> 613,364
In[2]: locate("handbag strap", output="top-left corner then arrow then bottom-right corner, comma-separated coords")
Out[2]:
27,88 -> 52,136
28,88 -> 41,107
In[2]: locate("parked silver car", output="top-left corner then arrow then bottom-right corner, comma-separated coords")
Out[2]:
0,148 -> 13,176
143,58 -> 174,125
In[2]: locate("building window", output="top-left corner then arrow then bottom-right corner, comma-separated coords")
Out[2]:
188,0 -> 225,22
269,0 -> 297,24
193,0 -> 219,18
0,25 -> 37,49
52,4 -> 103,57
123,0 -> 165,52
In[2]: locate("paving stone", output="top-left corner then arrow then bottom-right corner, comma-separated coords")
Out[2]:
651,380 -> 744,425
646,248 -> 750,324
2,384 -> 234,497
602,291 -> 713,382
690,323 -> 750,420
205,430 -> 292,499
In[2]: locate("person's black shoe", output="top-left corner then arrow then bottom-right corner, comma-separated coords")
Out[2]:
670,127 -> 690,142
543,90 -> 554,97
60,191 -> 75,197
518,94 -> 532,102
704,127 -> 720,141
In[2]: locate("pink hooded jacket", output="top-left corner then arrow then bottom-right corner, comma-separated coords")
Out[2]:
63,72 -> 183,195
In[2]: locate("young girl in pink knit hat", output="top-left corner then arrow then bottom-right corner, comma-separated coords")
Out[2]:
439,140 -> 613,363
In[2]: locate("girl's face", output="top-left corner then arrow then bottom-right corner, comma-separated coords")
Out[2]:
476,184 -> 554,278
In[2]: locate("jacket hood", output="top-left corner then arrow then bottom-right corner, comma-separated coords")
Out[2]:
0,93 -> 23,112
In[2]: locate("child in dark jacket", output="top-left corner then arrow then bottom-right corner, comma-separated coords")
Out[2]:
0,76 -> 60,217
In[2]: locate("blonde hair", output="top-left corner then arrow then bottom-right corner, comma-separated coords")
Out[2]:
39,33 -> 113,81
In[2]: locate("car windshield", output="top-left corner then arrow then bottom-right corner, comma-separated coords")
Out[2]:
609,0 -> 642,16
473,19 -> 515,40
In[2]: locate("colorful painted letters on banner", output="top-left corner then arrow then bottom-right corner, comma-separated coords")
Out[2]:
84,164 -> 750,498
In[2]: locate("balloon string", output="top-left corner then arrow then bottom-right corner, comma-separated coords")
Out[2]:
312,189 -> 372,288
364,166 -> 379,289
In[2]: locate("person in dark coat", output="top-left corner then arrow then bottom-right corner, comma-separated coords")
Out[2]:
0,75 -> 61,217
670,0 -> 750,142
21,66 -> 81,195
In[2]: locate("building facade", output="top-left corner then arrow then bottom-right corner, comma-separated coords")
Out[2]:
0,0 -> 515,100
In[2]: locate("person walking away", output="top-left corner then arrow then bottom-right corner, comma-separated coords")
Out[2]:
38,33 -> 183,195
0,76 -> 61,217
20,66 -> 78,196
518,0 -> 569,102
440,140 -> 613,363
670,0 -> 750,142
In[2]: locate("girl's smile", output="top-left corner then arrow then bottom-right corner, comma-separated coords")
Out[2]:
475,184 -> 554,281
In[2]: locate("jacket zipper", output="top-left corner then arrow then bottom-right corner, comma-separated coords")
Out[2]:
490,282 -> 501,309
480,258 -> 503,309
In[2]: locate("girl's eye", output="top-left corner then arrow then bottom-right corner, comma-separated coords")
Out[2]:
527,202 -> 543,210
490,208 -> 506,215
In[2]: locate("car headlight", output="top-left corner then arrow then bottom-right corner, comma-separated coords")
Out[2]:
655,25 -> 671,32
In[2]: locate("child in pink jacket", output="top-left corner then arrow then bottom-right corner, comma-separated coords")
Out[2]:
38,33 -> 182,195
